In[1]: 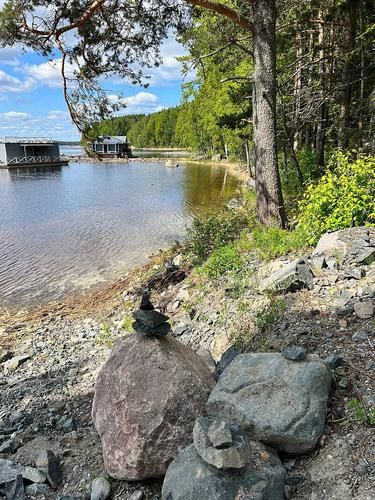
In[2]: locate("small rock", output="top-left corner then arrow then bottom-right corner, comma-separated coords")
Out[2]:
337,377 -> 349,389
3,474 -> 26,500
22,466 -> 46,484
35,450 -> 62,488
0,438 -> 17,454
172,254 -> 182,267
354,301 -> 374,319
343,268 -> 363,280
3,355 -> 30,374
0,458 -> 23,483
90,476 -> 111,500
196,348 -> 216,376
207,420 -> 232,449
282,346 -> 307,361
352,331 -> 369,342
129,491 -> 144,500
285,473 -> 304,485
366,361 -> 375,371
56,416 -> 77,434
193,417 -> 247,470
284,484 -> 292,499
24,483 -> 51,497
9,411 -> 23,424
338,319 -> 347,329
324,354 -> 345,370
215,346 -> 239,377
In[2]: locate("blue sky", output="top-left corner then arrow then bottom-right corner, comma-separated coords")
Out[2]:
0,23 -> 186,141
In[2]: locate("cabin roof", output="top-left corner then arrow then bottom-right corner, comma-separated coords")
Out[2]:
93,135 -> 128,144
0,136 -> 58,145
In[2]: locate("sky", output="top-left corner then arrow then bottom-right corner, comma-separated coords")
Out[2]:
0,7 -> 187,141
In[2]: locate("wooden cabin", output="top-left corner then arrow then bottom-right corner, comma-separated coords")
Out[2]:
91,136 -> 132,158
0,137 -> 68,168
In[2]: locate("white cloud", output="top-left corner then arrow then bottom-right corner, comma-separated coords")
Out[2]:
0,69 -> 34,94
23,58 -> 75,88
1,111 -> 32,119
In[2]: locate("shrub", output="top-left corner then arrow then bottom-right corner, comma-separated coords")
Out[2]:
199,244 -> 242,279
238,225 -> 309,260
281,148 -> 320,194
185,207 -> 251,264
255,296 -> 286,332
298,151 -> 375,244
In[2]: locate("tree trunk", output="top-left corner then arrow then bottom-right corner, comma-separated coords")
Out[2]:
293,30 -> 303,152
251,0 -> 286,227
338,0 -> 357,149
315,10 -> 327,169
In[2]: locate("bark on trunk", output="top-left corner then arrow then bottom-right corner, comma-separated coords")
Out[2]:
251,0 -> 286,227
338,0 -> 357,149
315,11 -> 327,169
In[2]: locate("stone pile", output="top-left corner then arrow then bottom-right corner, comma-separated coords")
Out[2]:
160,348 -> 332,499
132,290 -> 171,337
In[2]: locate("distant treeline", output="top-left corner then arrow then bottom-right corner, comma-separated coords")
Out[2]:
90,108 -> 182,149
89,103 -> 246,159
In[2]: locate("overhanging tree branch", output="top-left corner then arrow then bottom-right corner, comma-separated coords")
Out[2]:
185,0 -> 252,32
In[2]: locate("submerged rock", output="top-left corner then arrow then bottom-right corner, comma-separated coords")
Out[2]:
92,334 -> 215,480
207,352 -> 331,454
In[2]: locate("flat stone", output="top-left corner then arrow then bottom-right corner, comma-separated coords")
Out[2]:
259,259 -> 314,294
0,439 -> 17,454
133,309 -> 169,329
162,443 -> 285,500
35,450 -> 62,488
129,491 -> 144,500
207,353 -> 331,454
354,302 -> 374,319
56,416 -> 77,434
90,476 -> 111,500
282,346 -> 307,361
21,466 -> 46,484
132,320 -> 170,337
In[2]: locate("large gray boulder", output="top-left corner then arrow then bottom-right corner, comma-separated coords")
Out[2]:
313,227 -> 375,267
207,353 -> 331,454
258,259 -> 313,293
161,442 -> 285,500
92,334 -> 215,480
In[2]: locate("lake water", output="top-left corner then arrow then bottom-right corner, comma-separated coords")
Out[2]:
0,161 -> 240,307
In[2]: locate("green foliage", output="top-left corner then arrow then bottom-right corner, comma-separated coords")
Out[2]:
255,297 -> 286,332
199,244 -> 242,279
348,398 -> 375,426
298,152 -> 375,244
96,321 -> 114,347
185,208 -> 251,265
281,148 -> 320,194
238,225 -> 309,260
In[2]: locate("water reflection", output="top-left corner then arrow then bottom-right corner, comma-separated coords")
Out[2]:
0,161 -> 240,306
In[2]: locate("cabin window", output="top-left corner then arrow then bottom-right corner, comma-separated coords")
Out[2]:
108,144 -> 117,153
95,143 -> 103,152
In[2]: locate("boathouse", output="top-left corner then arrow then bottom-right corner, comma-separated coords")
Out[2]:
91,135 -> 131,158
0,137 -> 68,168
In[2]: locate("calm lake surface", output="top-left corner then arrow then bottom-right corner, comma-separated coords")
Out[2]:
0,161 -> 240,307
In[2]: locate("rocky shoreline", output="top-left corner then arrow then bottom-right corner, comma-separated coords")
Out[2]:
0,227 -> 374,499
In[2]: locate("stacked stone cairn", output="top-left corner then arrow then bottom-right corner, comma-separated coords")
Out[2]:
132,289 -> 171,337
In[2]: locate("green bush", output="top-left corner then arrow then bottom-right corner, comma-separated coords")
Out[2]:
199,244 -> 242,279
281,148 -> 320,194
298,151 -> 375,244
238,225 -> 309,260
185,207 -> 251,265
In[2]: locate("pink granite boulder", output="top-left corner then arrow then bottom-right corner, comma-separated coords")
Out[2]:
92,334 -> 215,480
